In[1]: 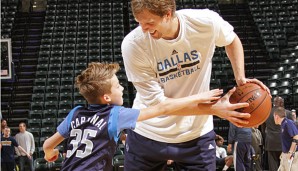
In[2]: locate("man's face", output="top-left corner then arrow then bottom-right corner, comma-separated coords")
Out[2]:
134,9 -> 174,40
1,120 -> 7,127
19,123 -> 26,132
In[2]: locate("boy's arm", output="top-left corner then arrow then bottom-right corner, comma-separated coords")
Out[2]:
43,132 -> 65,162
138,88 -> 250,127
137,89 -> 223,121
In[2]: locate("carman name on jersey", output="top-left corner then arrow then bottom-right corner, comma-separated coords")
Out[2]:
157,50 -> 200,71
71,115 -> 107,130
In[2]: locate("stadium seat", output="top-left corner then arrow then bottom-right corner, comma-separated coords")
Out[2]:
43,109 -> 58,119
44,101 -> 59,110
27,127 -> 41,137
47,77 -> 60,86
41,127 -> 56,137
45,92 -> 59,101
31,101 -> 44,111
42,118 -> 57,127
34,158 -> 48,171
29,110 -> 43,119
28,118 -> 42,128
58,109 -> 69,118
32,93 -> 45,102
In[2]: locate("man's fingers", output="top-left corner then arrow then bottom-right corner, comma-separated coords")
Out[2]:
226,87 -> 236,98
230,102 -> 249,110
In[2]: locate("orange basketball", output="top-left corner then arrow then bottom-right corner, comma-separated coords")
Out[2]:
230,83 -> 272,128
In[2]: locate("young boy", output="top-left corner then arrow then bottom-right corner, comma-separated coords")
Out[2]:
43,62 -> 229,171
215,135 -> 233,171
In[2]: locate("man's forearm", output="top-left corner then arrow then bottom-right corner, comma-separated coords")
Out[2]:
225,35 -> 245,85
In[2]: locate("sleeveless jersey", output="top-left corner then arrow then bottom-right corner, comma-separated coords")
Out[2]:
58,104 -> 139,171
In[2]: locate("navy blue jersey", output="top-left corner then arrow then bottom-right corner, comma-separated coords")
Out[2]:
57,104 -> 139,171
1,136 -> 19,162
281,118 -> 298,153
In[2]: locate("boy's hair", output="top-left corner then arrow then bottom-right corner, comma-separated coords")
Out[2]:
75,62 -> 120,104
215,135 -> 223,142
131,0 -> 176,18
274,107 -> 286,118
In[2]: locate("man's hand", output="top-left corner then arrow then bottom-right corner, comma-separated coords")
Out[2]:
227,144 -> 233,154
237,78 -> 271,98
200,87 -> 251,127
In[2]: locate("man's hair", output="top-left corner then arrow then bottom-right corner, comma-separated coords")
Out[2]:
19,122 -> 26,128
75,62 -> 120,104
274,107 -> 286,118
131,0 -> 176,18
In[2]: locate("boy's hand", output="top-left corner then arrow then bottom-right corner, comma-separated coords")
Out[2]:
196,89 -> 223,103
44,149 -> 59,162
199,87 -> 250,127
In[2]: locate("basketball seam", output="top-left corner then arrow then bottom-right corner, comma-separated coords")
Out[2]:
236,87 -> 261,102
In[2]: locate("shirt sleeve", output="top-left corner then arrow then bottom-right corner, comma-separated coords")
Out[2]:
29,133 -> 35,154
107,106 -> 140,142
57,106 -> 82,138
286,120 -> 298,138
121,29 -> 156,83
211,10 -> 236,47
12,137 -> 19,147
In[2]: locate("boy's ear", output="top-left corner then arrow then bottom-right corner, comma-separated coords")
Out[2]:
103,94 -> 111,103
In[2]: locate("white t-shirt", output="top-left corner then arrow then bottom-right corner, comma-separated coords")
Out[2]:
121,9 -> 236,143
216,146 -> 227,158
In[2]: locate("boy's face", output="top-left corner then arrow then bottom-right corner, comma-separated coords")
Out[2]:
3,128 -> 10,137
216,139 -> 224,147
108,75 -> 124,106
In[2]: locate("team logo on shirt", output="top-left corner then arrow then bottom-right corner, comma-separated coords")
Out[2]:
157,49 -> 202,83
172,49 -> 178,55
1,140 -> 12,146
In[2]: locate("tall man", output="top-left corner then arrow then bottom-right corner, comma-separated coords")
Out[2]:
121,0 -> 270,170
15,122 -> 35,171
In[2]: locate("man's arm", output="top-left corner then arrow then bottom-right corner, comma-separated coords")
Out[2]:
289,135 -> 298,153
30,133 -> 35,155
225,35 -> 271,95
17,145 -> 31,159
225,35 -> 245,85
